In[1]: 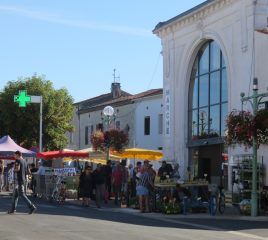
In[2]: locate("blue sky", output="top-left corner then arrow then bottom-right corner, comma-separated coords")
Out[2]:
0,0 -> 204,102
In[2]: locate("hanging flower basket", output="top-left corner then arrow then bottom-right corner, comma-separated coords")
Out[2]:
225,110 -> 254,147
90,130 -> 105,151
104,129 -> 129,152
225,109 -> 268,147
254,109 -> 268,145
90,129 -> 128,152
254,109 -> 268,131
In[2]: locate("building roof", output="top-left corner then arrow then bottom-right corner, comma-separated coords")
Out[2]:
76,88 -> 163,114
75,90 -> 131,108
153,0 -> 215,33
132,88 -> 163,100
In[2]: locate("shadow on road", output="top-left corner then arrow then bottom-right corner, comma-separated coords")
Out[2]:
1,194 -> 268,232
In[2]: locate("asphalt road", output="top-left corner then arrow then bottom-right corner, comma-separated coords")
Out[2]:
0,194 -> 268,240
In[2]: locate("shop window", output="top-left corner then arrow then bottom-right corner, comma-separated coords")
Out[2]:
144,116 -> 150,135
189,40 -> 228,139
116,121 -> 120,129
85,126 -> 89,145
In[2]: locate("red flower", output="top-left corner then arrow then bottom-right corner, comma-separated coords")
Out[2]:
90,129 -> 128,152
225,109 -> 268,148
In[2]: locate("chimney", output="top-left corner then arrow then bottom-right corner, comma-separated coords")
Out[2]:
111,82 -> 121,99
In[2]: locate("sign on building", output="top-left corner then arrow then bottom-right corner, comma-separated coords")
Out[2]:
165,88 -> 170,135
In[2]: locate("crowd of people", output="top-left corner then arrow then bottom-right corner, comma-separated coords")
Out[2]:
0,156 -> 181,214
78,160 -> 178,212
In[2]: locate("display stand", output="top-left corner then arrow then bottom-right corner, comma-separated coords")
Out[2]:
230,154 -> 265,213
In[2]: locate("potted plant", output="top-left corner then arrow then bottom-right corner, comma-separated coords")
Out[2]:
192,131 -> 219,140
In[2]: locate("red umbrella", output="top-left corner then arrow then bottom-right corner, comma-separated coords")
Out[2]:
37,150 -> 89,160
0,156 -> 15,160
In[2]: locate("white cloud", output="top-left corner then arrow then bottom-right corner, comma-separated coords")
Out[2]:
0,5 -> 152,37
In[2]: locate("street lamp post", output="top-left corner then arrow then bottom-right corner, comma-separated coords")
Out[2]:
240,78 -> 268,217
14,91 -> 43,152
102,106 -> 116,162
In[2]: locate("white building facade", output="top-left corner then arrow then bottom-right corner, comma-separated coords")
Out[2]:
154,0 -> 268,186
67,84 -> 163,155
133,91 -> 163,150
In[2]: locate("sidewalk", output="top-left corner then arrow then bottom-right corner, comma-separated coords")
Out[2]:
1,190 -> 267,221
65,197 -> 268,222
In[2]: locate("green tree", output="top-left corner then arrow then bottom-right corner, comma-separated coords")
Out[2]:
0,74 -> 74,150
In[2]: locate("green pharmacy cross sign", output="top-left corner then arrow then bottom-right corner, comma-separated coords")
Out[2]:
14,90 -> 31,107
13,90 -> 43,153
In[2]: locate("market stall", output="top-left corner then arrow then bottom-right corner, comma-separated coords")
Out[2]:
35,150 -> 90,202
154,180 -> 210,214
0,135 -> 36,163
112,148 -> 163,208
111,147 -> 163,162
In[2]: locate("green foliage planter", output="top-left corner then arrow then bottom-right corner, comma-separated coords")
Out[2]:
129,197 -> 139,209
239,199 -> 251,215
161,202 -> 181,214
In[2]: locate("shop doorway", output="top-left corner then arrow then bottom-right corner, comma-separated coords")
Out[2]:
198,157 -> 211,181
189,144 -> 222,185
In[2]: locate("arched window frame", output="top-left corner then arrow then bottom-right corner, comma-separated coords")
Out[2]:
189,40 -> 228,141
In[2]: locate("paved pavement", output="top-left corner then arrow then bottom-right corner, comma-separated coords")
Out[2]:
1,191 -> 268,240
64,194 -> 268,221
2,190 -> 268,221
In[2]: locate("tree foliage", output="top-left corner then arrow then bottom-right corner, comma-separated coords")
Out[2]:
0,75 -> 74,150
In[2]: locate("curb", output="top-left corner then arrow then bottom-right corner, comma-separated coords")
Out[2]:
2,191 -> 268,221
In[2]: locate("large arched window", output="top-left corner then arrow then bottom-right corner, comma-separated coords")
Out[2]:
189,40 -> 228,140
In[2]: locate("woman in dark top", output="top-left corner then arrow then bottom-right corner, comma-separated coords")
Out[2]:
79,166 -> 93,207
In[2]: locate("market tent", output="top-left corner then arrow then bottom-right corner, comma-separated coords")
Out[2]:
0,135 -> 36,157
37,150 -> 89,160
111,148 -> 163,161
